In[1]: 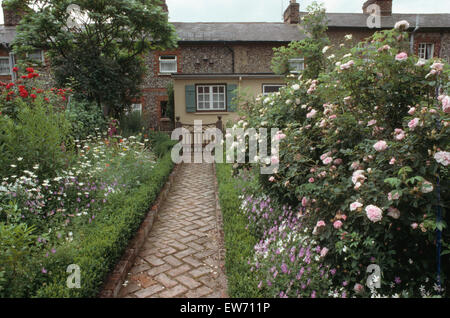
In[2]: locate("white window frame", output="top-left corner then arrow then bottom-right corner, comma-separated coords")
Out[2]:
288,57 -> 304,74
418,43 -> 434,60
130,103 -> 142,115
26,49 -> 45,63
0,57 -> 11,75
159,55 -> 177,74
196,84 -> 226,111
262,84 -> 284,96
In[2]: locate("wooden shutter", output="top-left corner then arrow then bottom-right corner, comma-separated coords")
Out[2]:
227,84 -> 238,112
185,85 -> 196,113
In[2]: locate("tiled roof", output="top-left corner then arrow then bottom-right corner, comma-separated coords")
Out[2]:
172,22 -> 307,42
316,12 -> 450,29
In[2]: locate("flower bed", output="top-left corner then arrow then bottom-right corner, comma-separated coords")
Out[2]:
229,20 -> 449,297
0,68 -> 175,297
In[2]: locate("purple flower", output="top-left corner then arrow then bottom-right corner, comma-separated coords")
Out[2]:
311,290 -> 316,298
330,268 -> 337,275
281,263 -> 288,274
41,268 -> 47,274
394,277 -> 401,284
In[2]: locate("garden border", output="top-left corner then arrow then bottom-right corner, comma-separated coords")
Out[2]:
98,162 -> 183,298
212,162 -> 229,298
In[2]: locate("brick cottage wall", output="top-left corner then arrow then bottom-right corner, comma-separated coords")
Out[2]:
441,32 -> 450,64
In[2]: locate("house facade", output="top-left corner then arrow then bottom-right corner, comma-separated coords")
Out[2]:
1,0 -> 450,130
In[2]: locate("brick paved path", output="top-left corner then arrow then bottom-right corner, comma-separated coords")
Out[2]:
118,163 -> 228,298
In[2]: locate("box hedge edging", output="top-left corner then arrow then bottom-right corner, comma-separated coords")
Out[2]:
33,152 -> 174,298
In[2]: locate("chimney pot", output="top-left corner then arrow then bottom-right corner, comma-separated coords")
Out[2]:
284,0 -> 300,24
362,0 -> 392,16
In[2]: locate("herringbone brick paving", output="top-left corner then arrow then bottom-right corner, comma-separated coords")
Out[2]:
119,163 -> 227,298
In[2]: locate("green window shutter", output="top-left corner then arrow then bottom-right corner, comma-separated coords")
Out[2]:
185,85 -> 196,113
227,84 -> 238,112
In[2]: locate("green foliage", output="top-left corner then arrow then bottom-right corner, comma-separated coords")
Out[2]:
0,99 -> 72,180
8,0 -> 178,115
33,152 -> 174,297
215,163 -> 261,298
272,2 -> 329,79
119,111 -> 144,137
65,98 -> 107,141
0,222 -> 39,297
236,23 -> 449,297
146,131 -> 177,158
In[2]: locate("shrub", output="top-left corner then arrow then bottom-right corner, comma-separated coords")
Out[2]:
233,22 -> 449,297
65,98 -> 107,141
119,111 -> 144,137
147,131 -> 178,158
215,163 -> 261,298
0,99 -> 72,180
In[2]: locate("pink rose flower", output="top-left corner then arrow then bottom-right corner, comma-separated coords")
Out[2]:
394,128 -> 405,141
323,157 -> 333,165
301,197 -> 309,207
434,151 -> 450,166
408,118 -> 420,130
350,202 -> 363,211
365,205 -> 383,223
269,176 -> 275,182
388,191 -> 400,201
334,158 -> 343,165
320,247 -> 329,257
411,223 -> 418,229
308,177 -> 315,183
367,119 -> 377,127
389,157 -> 396,165
395,52 -> 408,61
306,109 -> 317,119
387,207 -> 401,219
373,140 -> 388,152
333,220 -> 343,229
441,95 -> 450,113
354,283 -> 364,293
408,107 -> 416,115
431,62 -> 444,72
316,220 -> 326,227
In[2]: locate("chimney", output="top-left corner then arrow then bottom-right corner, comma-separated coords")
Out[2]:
362,0 -> 392,16
284,0 -> 300,24
2,2 -> 28,26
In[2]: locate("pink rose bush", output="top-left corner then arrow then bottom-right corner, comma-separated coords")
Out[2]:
232,20 -> 449,298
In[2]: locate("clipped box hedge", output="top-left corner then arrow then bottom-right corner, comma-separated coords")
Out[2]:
215,163 -> 261,298
33,152 -> 174,298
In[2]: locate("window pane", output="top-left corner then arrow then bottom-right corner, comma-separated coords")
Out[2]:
204,87 -> 210,94
0,59 -> 10,74
198,87 -> 203,93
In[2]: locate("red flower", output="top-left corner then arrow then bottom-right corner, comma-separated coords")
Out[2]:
13,67 -> 19,72
26,67 -> 34,73
27,73 -> 34,79
6,83 -> 15,89
20,90 -> 29,98
44,97 -> 50,102
21,75 -> 27,79
30,94 -> 37,99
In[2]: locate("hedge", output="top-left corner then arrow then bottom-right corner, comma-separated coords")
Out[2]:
32,152 -> 174,298
215,163 -> 261,298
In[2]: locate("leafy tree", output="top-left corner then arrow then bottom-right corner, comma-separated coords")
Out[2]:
272,1 -> 329,79
5,0 -> 178,116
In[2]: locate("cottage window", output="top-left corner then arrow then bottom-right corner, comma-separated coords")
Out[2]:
196,85 -> 226,111
418,43 -> 434,60
288,58 -> 304,74
130,103 -> 142,115
262,84 -> 284,96
27,49 -> 44,63
0,57 -> 11,75
159,56 -> 177,74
